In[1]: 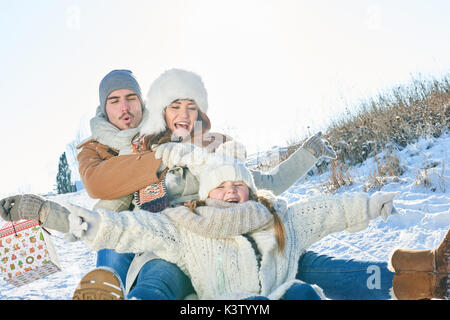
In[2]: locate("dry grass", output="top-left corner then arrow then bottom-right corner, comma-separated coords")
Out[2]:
362,151 -> 406,192
414,152 -> 447,192
324,74 -> 449,166
322,160 -> 353,193
270,73 -> 450,192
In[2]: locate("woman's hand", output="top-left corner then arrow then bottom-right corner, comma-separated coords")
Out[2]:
0,194 -> 45,222
154,142 -> 195,169
302,132 -> 337,159
155,142 -> 211,172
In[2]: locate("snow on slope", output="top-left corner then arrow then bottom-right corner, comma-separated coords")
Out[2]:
1,133 -> 449,299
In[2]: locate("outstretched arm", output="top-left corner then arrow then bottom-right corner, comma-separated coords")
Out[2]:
0,194 -> 70,233
250,147 -> 317,196
251,132 -> 336,195
288,191 -> 399,249
66,204 -> 182,261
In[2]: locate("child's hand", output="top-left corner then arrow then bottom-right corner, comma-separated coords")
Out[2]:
368,191 -> 400,221
66,203 -> 100,242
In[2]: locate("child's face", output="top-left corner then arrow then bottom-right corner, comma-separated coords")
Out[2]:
208,181 -> 249,203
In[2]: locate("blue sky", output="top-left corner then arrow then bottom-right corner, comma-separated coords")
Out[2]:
0,0 -> 449,197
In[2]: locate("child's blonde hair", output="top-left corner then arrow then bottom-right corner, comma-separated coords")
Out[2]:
248,188 -> 286,253
184,188 -> 286,252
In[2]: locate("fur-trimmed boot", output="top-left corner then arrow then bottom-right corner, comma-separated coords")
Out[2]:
73,267 -> 125,300
390,229 -> 450,300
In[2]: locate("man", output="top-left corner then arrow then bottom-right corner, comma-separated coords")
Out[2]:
77,70 -> 161,200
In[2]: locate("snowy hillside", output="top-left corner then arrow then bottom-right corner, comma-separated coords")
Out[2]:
1,133 -> 449,300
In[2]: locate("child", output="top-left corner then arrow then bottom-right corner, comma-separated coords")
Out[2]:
67,160 -> 402,300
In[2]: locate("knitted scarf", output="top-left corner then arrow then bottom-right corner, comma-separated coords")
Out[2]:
163,198 -> 275,238
90,105 -> 150,155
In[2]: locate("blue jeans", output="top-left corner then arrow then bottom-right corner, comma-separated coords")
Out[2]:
296,251 -> 394,300
97,249 -> 394,300
96,249 -> 193,300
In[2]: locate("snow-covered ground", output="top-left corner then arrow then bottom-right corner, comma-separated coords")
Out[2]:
1,133 -> 449,299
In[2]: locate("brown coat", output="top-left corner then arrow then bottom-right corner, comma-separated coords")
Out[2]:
76,139 -> 162,200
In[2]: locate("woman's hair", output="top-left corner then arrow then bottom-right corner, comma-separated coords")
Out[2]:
134,129 -> 173,151
183,188 -> 286,252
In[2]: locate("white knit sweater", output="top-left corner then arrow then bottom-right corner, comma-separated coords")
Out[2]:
86,190 -> 371,300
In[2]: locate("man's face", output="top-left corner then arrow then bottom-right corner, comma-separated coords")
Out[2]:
208,181 -> 249,203
105,89 -> 142,130
164,99 -> 199,139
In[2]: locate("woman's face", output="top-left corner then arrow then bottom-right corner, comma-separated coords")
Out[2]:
208,181 -> 249,203
165,99 -> 199,139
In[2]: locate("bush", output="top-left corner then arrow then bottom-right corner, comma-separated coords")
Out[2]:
324,74 -> 449,166
283,73 -> 449,171
257,73 -> 449,193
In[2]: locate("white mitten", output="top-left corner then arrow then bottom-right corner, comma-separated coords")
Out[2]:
65,203 -> 101,242
368,191 -> 400,221
179,146 -> 213,176
154,142 -> 195,169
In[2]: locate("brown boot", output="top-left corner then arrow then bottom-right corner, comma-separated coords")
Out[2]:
390,229 -> 450,299
73,268 -> 125,300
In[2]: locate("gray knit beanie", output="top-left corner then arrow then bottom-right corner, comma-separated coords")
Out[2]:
99,70 -> 144,115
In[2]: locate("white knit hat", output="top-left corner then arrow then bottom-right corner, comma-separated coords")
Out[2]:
198,162 -> 257,200
140,68 -> 209,136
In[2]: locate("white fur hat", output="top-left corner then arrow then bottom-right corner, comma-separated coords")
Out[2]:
198,162 -> 257,200
140,68 -> 209,136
